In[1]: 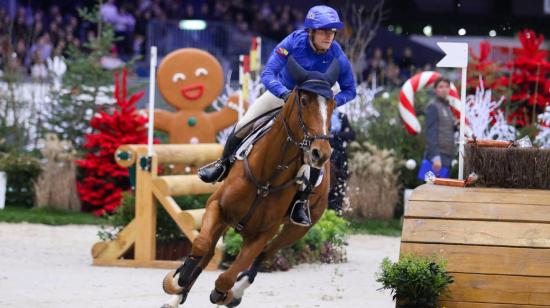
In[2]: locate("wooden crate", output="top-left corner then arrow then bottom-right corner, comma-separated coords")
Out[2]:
400,184 -> 550,307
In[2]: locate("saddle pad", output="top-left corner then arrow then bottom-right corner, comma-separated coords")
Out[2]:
235,110 -> 279,160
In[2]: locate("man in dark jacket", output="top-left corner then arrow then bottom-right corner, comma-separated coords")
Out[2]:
329,110 -> 355,215
422,77 -> 457,178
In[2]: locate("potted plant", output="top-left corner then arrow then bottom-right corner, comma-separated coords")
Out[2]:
376,254 -> 453,308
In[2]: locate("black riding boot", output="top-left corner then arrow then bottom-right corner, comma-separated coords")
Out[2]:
290,167 -> 321,227
198,132 -> 243,183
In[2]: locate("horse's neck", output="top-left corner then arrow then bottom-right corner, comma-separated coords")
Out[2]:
253,117 -> 301,182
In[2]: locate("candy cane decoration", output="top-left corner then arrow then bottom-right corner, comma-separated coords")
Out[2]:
399,71 -> 466,135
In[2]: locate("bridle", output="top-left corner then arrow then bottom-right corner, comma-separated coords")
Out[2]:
283,89 -> 332,151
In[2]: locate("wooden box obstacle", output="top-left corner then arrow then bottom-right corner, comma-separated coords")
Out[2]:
91,144 -> 223,270
400,184 -> 550,307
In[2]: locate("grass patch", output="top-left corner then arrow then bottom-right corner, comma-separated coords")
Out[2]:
0,206 -> 108,226
349,218 -> 402,237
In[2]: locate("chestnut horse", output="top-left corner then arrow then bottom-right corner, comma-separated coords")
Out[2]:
161,58 -> 338,308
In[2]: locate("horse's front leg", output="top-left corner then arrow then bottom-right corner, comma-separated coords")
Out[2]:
227,190 -> 329,307
162,199 -> 226,307
209,226 -> 279,305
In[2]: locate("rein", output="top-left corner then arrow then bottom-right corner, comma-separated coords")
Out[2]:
234,90 -> 328,233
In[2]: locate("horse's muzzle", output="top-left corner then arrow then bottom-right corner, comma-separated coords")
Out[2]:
308,144 -> 331,168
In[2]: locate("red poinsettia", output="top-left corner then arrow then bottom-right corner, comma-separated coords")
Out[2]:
77,68 -> 148,215
501,29 -> 550,127
467,41 -> 506,93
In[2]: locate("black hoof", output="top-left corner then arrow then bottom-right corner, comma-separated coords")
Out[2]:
210,289 -> 227,304
226,297 -> 242,307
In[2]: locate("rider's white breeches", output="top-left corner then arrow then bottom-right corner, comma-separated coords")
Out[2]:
234,91 -> 284,138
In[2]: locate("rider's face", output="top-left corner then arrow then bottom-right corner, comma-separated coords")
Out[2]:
312,29 -> 336,51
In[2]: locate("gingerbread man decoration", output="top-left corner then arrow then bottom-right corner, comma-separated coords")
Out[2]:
155,48 -> 240,144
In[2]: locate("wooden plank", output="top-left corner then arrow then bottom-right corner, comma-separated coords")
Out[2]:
134,154 -> 158,261
405,201 -> 550,222
92,219 -> 137,259
180,209 -> 206,230
114,144 -> 138,167
92,240 -> 223,271
153,189 -> 199,241
153,175 -> 220,196
130,144 -> 223,165
93,258 -> 181,269
115,144 -> 223,167
409,184 -> 550,206
441,273 -> 550,305
93,256 -> 220,271
400,243 -> 550,277
402,219 -> 550,248
439,301 -> 550,307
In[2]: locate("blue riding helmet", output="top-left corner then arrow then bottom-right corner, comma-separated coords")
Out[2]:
304,5 -> 344,30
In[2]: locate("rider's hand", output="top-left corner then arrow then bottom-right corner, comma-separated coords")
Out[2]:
432,156 -> 442,172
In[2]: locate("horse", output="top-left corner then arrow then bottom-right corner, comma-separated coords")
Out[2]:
161,57 -> 339,308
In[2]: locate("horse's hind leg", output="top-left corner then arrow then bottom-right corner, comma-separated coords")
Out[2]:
162,199 -> 226,307
209,227 -> 278,305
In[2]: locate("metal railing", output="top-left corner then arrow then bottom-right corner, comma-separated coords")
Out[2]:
146,20 -> 277,80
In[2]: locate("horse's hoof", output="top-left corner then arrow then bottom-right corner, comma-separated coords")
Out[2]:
210,289 -> 234,305
161,294 -> 183,308
226,296 -> 242,307
162,270 -> 183,295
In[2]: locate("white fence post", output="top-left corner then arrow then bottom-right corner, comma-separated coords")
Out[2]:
0,171 -> 6,209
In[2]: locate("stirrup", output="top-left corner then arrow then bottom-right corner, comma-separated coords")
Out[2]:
290,199 -> 312,227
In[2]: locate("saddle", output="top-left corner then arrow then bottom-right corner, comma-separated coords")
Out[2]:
233,108 -> 324,190
234,109 -> 280,161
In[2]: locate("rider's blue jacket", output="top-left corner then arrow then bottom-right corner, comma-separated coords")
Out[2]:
261,30 -> 356,107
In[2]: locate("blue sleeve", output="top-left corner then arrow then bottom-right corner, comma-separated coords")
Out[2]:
334,55 -> 356,107
261,35 -> 293,98
424,104 -> 440,159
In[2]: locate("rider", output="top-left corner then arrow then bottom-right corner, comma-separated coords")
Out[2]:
198,5 -> 356,226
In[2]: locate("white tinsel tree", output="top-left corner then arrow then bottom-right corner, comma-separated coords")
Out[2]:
535,106 -> 550,148
466,76 -> 517,141
213,70 -> 264,144
339,81 -> 381,133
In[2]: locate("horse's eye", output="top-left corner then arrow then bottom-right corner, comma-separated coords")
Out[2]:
300,96 -> 308,105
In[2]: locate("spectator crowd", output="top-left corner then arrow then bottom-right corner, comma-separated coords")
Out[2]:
0,0 -> 422,88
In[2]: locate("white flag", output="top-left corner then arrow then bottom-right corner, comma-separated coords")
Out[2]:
436,42 -> 468,68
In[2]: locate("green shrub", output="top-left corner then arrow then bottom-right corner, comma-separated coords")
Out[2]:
0,152 -> 42,207
376,254 -> 454,307
223,228 -> 243,258
302,209 -> 349,248
223,209 -> 349,270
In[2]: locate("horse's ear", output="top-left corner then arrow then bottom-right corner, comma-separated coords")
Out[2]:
287,56 -> 307,84
325,59 -> 340,85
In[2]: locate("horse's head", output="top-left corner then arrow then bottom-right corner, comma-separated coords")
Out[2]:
284,56 -> 339,168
